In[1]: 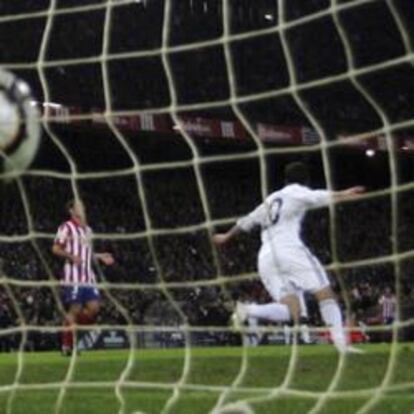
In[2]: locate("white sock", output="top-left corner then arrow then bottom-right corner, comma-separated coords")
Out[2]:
245,303 -> 291,323
300,324 -> 311,344
242,316 -> 257,347
248,316 -> 258,329
298,292 -> 309,319
284,324 -> 291,345
319,299 -> 347,351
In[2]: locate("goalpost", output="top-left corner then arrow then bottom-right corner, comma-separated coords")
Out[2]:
0,1 -> 413,413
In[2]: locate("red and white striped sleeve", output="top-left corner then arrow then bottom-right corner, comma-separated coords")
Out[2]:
54,223 -> 69,247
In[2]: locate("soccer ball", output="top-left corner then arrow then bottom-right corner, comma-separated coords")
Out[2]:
0,69 -> 41,177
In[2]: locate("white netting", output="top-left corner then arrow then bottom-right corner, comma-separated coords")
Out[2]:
0,1 -> 413,413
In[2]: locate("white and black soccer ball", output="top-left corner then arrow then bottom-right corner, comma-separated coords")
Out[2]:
0,69 -> 41,176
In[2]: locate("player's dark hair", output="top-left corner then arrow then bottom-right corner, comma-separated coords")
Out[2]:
66,198 -> 83,216
284,161 -> 310,185
66,199 -> 75,213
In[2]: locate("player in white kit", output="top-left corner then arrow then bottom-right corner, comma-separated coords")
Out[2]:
213,162 -> 364,353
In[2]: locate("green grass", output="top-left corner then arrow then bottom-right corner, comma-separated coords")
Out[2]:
0,343 -> 413,414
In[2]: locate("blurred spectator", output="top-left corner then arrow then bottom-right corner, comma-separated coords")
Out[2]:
378,286 -> 397,326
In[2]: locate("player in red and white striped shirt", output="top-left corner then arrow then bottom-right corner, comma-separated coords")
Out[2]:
378,287 -> 396,325
52,199 -> 114,355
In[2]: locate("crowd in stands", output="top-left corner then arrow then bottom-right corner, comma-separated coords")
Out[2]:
1,0 -> 412,136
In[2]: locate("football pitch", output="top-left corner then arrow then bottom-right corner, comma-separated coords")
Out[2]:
0,343 -> 413,414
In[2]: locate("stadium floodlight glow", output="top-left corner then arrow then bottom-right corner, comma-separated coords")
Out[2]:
365,149 -> 375,157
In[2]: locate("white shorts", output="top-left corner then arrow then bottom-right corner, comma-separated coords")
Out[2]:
258,244 -> 330,301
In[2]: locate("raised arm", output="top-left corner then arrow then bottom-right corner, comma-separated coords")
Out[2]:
212,225 -> 243,246
212,202 -> 266,247
331,186 -> 365,203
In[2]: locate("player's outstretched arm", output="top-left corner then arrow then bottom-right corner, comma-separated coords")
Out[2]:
332,186 -> 365,202
95,252 -> 115,266
213,202 -> 264,246
212,225 -> 243,246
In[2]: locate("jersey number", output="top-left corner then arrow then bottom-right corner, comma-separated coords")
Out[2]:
269,198 -> 283,225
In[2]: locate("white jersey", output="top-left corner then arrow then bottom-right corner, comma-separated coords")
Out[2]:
237,184 -> 331,247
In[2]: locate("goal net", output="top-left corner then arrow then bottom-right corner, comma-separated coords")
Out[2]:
0,0 -> 413,413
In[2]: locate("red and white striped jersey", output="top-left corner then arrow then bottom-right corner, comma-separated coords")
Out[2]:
54,219 -> 95,285
378,294 -> 396,320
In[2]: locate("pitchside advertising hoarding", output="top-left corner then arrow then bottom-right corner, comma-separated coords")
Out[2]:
94,330 -> 129,349
41,103 -> 414,152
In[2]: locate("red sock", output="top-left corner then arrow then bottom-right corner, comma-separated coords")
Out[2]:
77,312 -> 94,326
62,320 -> 74,350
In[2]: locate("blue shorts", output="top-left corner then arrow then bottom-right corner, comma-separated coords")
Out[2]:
62,286 -> 100,306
